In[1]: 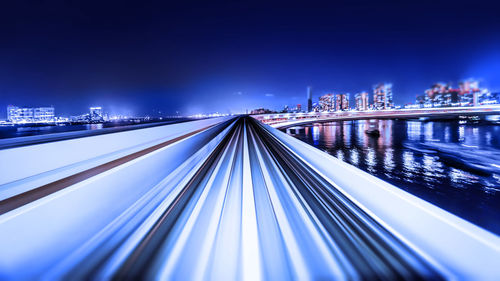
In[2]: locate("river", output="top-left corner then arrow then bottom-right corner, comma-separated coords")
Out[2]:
284,119 -> 500,235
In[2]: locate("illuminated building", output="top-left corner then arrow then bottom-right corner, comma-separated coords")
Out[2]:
444,89 -> 460,106
296,104 -> 302,112
354,92 -> 369,111
312,102 -> 320,112
335,93 -> 349,111
307,86 -> 313,112
459,80 -> 482,106
34,107 -> 55,122
319,94 -> 335,112
90,107 -> 103,121
418,79 -> 493,107
424,83 -> 449,107
250,108 -> 274,114
7,106 -> 55,123
373,83 -> 393,110
459,80 -> 479,94
7,106 -> 32,123
424,83 -> 460,107
415,95 -> 425,108
480,92 -> 500,105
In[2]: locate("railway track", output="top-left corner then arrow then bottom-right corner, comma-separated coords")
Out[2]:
50,117 -> 441,280
1,116 -> 498,280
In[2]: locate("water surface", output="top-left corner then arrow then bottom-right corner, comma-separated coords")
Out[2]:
285,119 -> 500,235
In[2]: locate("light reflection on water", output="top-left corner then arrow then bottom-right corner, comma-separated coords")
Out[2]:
88,123 -> 103,130
366,148 -> 376,173
459,126 -> 465,141
351,149 -> 359,166
312,126 -> 320,145
383,148 -> 395,173
402,151 -> 418,181
336,150 -> 345,162
286,119 -> 500,235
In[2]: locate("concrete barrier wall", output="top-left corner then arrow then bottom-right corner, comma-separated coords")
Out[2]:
0,118 -> 236,280
0,117 -> 232,198
260,120 -> 500,280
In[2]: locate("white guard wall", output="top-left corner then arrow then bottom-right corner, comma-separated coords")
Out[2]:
0,117 -> 232,199
260,121 -> 500,280
0,118 -> 236,280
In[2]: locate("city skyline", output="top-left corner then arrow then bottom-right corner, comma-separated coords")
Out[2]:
3,77 -> 498,120
1,1 -> 499,117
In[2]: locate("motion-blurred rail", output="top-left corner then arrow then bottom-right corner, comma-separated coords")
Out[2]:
0,116 -> 499,280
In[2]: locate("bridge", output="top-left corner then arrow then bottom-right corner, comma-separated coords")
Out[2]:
0,116 -> 499,280
252,105 -> 500,128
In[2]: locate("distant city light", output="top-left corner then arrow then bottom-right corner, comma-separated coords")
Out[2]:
7,105 -> 55,123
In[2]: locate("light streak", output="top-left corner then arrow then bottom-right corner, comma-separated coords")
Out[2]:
0,116 -> 499,280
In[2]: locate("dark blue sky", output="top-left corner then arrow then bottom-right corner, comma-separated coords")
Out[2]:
1,0 -> 499,117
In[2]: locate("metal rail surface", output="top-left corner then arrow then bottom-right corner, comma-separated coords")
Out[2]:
0,116 -> 499,280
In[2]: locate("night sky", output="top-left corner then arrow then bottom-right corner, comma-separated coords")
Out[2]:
1,0 -> 499,117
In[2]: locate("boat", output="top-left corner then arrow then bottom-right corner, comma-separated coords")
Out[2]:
365,128 -> 380,137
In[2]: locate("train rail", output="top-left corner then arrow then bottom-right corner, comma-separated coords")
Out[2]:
0,116 -> 498,280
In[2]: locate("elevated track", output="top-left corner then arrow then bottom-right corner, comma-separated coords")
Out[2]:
0,116 -> 498,280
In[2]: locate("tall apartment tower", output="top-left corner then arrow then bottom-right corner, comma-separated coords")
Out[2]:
355,92 -> 369,111
319,93 -> 335,112
307,86 -> 313,112
335,93 -> 349,111
89,107 -> 104,121
373,83 -> 393,110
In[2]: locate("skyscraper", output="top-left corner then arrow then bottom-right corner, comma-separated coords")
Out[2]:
355,92 -> 369,111
373,83 -> 393,110
459,79 -> 481,106
307,86 -> 313,112
335,93 -> 349,111
89,107 -> 103,121
319,94 -> 335,112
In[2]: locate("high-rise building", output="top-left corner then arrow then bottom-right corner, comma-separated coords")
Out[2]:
373,83 -> 393,110
8,106 -> 31,122
335,93 -> 349,111
459,80 -> 479,94
424,83 -> 449,107
354,92 -> 369,111
319,93 -> 335,112
420,80 -> 488,107
481,92 -> 500,105
307,86 -> 313,112
250,108 -> 274,114
443,89 -> 460,106
89,107 -> 103,121
459,80 -> 481,106
296,104 -> 302,112
34,107 -> 55,121
415,95 -> 425,108
312,102 -> 320,112
7,106 -> 54,123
